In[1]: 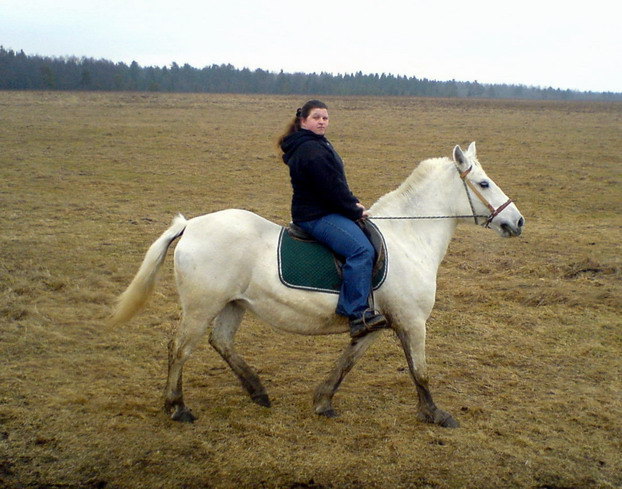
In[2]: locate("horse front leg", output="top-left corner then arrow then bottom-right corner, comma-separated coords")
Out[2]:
313,331 -> 380,417
395,324 -> 459,428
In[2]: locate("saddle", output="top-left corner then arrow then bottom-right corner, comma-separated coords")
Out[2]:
278,220 -> 387,294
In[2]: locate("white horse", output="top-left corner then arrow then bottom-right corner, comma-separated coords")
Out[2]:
111,142 -> 524,427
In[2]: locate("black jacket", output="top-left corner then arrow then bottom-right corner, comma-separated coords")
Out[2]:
280,129 -> 362,223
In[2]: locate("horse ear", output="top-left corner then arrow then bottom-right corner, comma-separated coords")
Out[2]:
467,141 -> 477,157
453,145 -> 468,169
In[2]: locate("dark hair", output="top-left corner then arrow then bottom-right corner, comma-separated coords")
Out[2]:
278,99 -> 328,148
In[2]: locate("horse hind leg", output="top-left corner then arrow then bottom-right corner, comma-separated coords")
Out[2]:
209,301 -> 271,408
164,306 -> 216,423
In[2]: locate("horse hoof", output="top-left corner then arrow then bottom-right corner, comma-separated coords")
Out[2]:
417,409 -> 460,428
440,415 -> 460,428
252,394 -> 271,408
317,408 -> 339,418
433,412 -> 460,428
432,411 -> 459,428
435,409 -> 459,428
171,407 -> 197,423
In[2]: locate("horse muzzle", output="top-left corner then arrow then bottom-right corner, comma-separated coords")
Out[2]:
498,216 -> 525,237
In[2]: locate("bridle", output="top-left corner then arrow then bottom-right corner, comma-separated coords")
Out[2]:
458,165 -> 513,228
370,163 -> 513,227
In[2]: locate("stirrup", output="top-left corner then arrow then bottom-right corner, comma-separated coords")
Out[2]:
349,309 -> 388,339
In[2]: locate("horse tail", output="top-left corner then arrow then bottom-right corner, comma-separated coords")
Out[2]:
109,214 -> 188,326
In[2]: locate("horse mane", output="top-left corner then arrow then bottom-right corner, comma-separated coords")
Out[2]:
371,157 -> 451,211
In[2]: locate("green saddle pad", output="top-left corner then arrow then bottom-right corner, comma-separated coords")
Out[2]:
277,227 -> 387,294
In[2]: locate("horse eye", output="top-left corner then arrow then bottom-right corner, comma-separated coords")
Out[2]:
479,181 -> 490,189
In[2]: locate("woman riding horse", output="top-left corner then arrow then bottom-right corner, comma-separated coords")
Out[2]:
278,100 -> 387,339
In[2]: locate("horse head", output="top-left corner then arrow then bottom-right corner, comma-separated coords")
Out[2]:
453,142 -> 525,237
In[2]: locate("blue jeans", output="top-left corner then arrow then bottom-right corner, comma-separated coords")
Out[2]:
297,214 -> 374,318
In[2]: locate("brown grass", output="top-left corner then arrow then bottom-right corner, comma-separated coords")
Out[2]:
1,92 -> 620,489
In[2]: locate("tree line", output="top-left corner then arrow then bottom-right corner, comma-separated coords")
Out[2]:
1,47 -> 619,101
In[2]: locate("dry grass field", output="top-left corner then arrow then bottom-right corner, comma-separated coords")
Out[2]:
0,92 -> 620,489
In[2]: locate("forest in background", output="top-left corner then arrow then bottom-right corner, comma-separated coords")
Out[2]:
2,92 -> 620,489
1,46 -> 620,100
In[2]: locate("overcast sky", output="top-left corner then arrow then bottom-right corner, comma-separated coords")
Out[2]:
1,0 -> 620,93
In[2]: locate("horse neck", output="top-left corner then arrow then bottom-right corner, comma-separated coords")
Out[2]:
369,157 -> 463,266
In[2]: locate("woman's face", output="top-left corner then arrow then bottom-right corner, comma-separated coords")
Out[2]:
301,108 -> 329,135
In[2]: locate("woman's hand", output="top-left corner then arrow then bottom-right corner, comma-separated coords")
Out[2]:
356,202 -> 369,219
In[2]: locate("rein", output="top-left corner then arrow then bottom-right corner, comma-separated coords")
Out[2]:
370,214 -> 488,220
369,164 -> 511,227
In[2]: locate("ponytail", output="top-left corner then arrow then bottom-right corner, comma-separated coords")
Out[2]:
277,100 -> 328,149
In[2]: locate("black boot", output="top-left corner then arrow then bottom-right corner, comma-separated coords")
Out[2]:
349,310 -> 388,339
